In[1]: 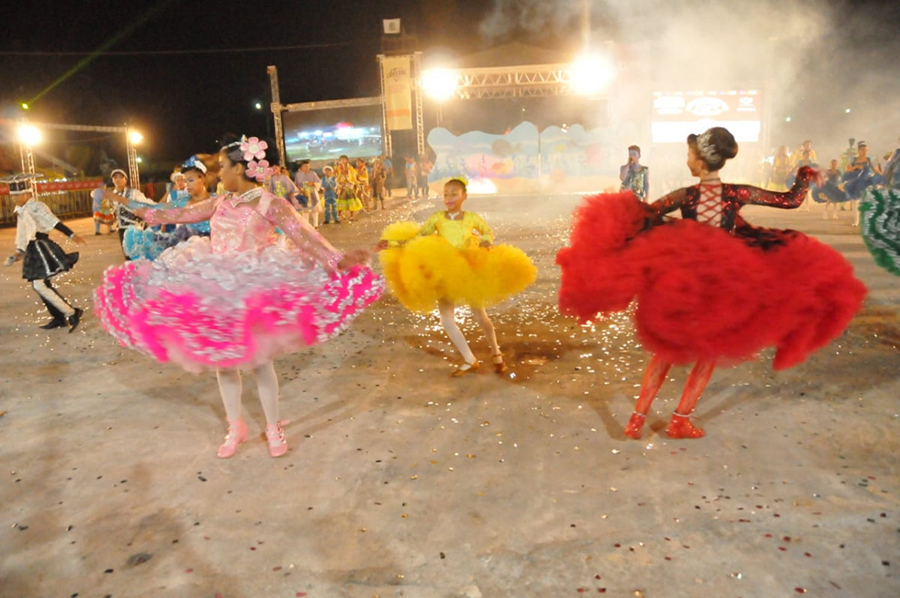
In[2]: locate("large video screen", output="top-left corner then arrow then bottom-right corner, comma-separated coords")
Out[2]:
283,105 -> 384,164
651,90 -> 762,143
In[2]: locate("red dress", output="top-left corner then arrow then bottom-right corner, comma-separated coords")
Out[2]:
557,167 -> 866,370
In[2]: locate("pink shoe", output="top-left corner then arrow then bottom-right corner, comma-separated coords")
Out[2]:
217,418 -> 248,458
265,422 -> 289,458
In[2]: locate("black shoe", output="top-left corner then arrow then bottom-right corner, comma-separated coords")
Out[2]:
67,308 -> 83,333
94,231 -> 101,236
39,318 -> 67,330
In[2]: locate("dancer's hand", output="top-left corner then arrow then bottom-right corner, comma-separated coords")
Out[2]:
71,234 -> 87,246
338,248 -> 371,269
479,240 -> 492,248
374,240 -> 389,252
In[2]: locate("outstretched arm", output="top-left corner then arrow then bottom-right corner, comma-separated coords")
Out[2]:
737,165 -> 816,208
143,197 -> 219,225
648,187 -> 688,222
264,195 -> 345,270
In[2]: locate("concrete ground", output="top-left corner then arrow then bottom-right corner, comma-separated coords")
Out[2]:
1,193 -> 897,598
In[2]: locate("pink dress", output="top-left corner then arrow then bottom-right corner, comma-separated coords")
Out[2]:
94,188 -> 383,372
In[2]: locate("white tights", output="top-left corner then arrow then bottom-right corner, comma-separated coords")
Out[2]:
438,300 -> 501,365
216,361 -> 279,426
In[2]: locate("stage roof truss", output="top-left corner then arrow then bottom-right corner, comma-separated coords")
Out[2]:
448,64 -> 589,100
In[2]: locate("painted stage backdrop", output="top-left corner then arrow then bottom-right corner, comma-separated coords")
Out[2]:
426,122 -> 621,194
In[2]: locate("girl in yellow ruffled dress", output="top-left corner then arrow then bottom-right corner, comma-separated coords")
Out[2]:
377,178 -> 536,376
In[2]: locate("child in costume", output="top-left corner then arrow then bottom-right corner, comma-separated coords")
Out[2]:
122,156 -> 213,260
842,141 -> 886,226
557,127 -> 866,439
102,168 -> 156,258
377,178 -> 536,375
92,180 -> 115,235
321,166 -> 339,224
4,174 -> 86,331
335,155 -> 362,223
94,136 -> 383,458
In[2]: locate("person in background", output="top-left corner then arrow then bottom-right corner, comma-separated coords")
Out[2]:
767,146 -> 792,191
293,159 -> 322,228
103,168 -> 156,259
321,165 -> 339,224
92,180 -> 115,235
380,153 -> 393,198
418,153 -> 433,199
372,159 -> 387,209
619,145 -> 650,201
405,156 -> 418,199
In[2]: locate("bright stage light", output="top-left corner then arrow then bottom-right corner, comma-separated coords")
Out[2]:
17,124 -> 43,146
128,130 -> 144,145
136,157 -> 143,163
21,103 -> 29,110
570,54 -> 615,96
421,69 -> 458,102
254,102 -> 263,110
467,178 -> 498,195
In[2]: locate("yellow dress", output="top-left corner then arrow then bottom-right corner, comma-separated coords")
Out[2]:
379,211 -> 537,312
336,165 -> 363,212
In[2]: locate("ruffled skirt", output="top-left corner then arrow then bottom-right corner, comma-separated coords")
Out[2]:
379,222 -> 537,312
556,192 -> 866,370
23,234 -> 79,281
860,188 -> 900,275
94,236 -> 384,372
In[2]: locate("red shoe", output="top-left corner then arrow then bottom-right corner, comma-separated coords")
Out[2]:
665,413 -> 705,439
217,418 -> 248,458
624,412 -> 647,439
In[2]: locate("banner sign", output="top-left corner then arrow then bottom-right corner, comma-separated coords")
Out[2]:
382,56 -> 413,131
651,90 -> 762,143
1,179 -> 103,196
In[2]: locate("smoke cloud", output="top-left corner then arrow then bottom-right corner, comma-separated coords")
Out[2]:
477,0 -> 900,186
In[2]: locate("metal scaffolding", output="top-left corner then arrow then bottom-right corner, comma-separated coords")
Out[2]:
267,66 -> 287,168
445,64 -> 583,100
10,121 -> 142,186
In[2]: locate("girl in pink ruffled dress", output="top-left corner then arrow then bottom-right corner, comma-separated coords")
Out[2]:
94,136 -> 383,458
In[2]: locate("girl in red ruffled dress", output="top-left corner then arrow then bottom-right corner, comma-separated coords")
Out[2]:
557,127 -> 866,439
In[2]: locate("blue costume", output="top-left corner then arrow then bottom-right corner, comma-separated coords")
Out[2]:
123,191 -> 211,260
842,157 -> 886,200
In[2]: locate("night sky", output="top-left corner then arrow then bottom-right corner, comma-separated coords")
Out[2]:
1,0 -> 899,175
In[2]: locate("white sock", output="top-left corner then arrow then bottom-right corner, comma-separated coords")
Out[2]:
254,361 -> 280,426
439,302 -> 476,364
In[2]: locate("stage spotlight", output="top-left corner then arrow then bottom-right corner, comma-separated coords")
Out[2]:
570,54 -> 615,96
128,130 -> 144,145
17,124 -> 43,146
254,102 -> 263,110
421,69 -> 458,102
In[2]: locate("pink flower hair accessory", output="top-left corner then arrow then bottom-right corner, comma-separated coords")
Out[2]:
240,137 -> 268,161
245,159 -> 271,182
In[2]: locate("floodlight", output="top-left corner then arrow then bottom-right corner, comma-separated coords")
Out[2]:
128,130 -> 144,145
570,54 -> 615,96
421,69 -> 458,102
17,124 -> 42,146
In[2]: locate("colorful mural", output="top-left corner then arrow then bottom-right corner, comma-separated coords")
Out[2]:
427,122 -> 620,194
